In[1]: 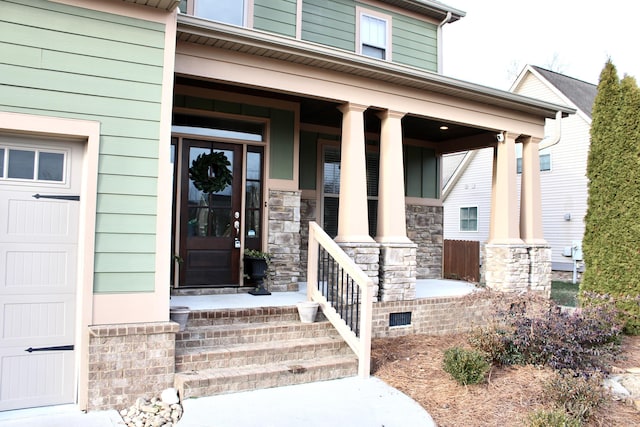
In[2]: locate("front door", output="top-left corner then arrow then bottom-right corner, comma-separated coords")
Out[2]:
0,138 -> 80,411
180,140 -> 242,287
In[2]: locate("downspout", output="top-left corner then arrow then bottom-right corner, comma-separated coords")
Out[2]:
538,111 -> 563,150
436,12 -> 452,74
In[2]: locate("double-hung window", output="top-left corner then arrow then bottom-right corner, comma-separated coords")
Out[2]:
459,207 -> 478,232
516,144 -> 551,173
358,9 -> 391,60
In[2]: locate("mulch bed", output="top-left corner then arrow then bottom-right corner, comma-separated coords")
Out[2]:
372,334 -> 640,426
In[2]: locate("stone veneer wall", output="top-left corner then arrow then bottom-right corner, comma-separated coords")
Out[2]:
267,190 -> 301,292
378,243 -> 417,302
87,322 -> 178,411
337,242 -> 380,302
406,204 -> 443,279
298,197 -> 317,282
484,244 -> 551,295
372,294 -> 493,338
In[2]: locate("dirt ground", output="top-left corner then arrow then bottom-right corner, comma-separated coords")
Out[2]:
372,333 -> 640,427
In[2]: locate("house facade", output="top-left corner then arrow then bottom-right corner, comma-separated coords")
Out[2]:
443,65 -> 595,275
0,0 -> 572,412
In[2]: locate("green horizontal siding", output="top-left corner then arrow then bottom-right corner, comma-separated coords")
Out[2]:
95,233 -> 157,253
94,273 -> 156,293
392,14 -> 437,71
253,0 -> 297,37
1,0 -> 166,293
302,0 -> 355,51
98,175 -> 159,196
96,214 -> 157,234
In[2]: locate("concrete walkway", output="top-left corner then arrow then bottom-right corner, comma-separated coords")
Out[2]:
176,377 -> 435,427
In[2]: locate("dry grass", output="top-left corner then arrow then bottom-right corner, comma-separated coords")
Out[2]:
372,334 -> 640,427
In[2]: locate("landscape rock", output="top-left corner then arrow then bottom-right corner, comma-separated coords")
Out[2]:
119,394 -> 183,427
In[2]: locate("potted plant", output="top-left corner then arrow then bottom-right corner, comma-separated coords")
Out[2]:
244,249 -> 271,296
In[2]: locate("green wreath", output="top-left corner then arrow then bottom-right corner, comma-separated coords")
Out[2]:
189,151 -> 233,193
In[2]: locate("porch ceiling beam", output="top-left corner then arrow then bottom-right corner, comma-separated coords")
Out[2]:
436,132 -> 498,155
176,15 -> 575,120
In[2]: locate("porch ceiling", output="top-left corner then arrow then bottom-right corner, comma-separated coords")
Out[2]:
176,15 -> 575,121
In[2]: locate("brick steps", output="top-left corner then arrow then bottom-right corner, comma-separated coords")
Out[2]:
173,306 -> 358,400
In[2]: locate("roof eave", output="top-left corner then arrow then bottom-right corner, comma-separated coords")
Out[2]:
377,0 -> 466,22
176,15 -> 575,120
121,0 -> 180,12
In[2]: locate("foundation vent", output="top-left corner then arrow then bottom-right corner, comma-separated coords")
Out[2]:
389,312 -> 412,327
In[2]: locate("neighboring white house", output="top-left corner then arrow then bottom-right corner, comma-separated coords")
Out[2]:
443,65 -> 597,273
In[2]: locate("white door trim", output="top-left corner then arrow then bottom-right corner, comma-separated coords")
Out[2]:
0,111 -> 100,412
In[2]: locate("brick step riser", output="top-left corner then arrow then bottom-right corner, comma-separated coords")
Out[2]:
177,362 -> 358,399
176,324 -> 338,349
185,310 -> 327,328
175,342 -> 354,373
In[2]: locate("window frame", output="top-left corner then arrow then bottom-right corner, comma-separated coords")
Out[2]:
516,144 -> 551,173
459,206 -> 478,232
356,7 -> 392,61
0,141 -> 69,186
181,0 -> 252,27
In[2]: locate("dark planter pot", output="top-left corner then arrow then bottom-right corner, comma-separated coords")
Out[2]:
245,256 -> 271,296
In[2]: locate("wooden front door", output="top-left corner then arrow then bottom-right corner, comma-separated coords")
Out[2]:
180,140 -> 242,287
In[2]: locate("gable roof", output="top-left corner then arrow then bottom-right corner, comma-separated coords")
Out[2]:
530,66 -> 597,118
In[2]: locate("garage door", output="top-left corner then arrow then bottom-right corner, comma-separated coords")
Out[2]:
0,137 -> 81,411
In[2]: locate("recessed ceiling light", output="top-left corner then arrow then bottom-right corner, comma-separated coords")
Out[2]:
440,125 -> 449,130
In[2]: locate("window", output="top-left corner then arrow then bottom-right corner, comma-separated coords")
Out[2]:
0,146 -> 66,182
192,0 -> 246,26
322,146 -> 379,238
516,144 -> 551,173
358,9 -> 391,60
459,207 -> 477,232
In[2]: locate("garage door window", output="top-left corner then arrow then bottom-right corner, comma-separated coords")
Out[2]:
1,147 -> 65,182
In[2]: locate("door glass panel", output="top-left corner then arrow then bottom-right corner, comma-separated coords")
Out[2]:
0,148 -> 4,177
38,152 -> 64,181
245,150 -> 262,243
8,149 -> 35,179
187,147 -> 234,238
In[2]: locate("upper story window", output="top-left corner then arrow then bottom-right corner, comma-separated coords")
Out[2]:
181,0 -> 247,26
357,8 -> 391,60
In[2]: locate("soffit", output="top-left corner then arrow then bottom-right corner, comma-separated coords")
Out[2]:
120,0 -> 180,11
176,15 -> 575,120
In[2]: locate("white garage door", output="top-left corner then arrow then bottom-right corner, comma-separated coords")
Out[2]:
0,137 -> 81,411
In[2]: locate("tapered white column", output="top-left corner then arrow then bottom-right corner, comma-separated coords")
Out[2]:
520,136 -> 546,244
376,109 -> 410,243
488,132 -> 523,244
335,103 -> 374,243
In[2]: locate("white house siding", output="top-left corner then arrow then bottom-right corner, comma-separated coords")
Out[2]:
515,73 -> 590,271
442,69 -> 591,272
442,147 -> 493,242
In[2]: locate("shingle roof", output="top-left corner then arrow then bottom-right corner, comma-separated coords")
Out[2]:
531,66 -> 597,118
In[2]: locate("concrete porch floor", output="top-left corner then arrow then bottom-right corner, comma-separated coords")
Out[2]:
170,278 -> 478,310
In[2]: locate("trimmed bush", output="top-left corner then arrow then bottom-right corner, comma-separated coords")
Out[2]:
442,347 -> 490,385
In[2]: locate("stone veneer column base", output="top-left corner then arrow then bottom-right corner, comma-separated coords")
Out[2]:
378,242 -> 417,302
337,242 -> 380,302
484,243 -> 551,295
267,190 -> 301,292
87,321 -> 179,411
406,204 -> 443,279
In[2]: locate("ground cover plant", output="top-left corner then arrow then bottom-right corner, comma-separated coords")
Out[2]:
372,292 -> 640,426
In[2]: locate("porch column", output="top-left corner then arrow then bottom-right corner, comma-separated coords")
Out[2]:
520,136 -> 545,244
376,109 -> 410,243
376,109 -> 416,302
335,103 -> 374,243
488,132 -> 522,244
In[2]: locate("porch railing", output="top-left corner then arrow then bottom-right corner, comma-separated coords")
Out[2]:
306,221 -> 373,378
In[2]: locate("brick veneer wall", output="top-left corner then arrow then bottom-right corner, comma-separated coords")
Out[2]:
406,204 -> 443,279
87,322 -> 178,411
371,293 -> 493,338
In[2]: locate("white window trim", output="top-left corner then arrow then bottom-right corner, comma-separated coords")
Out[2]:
356,6 -> 392,61
459,206 -> 478,232
0,140 -> 70,186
